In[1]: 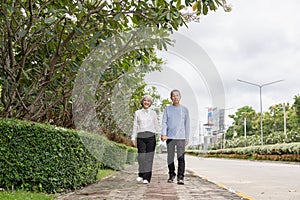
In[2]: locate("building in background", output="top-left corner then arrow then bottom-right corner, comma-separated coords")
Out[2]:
202,107 -> 225,150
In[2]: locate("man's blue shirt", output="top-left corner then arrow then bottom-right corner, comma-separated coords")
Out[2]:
161,105 -> 190,140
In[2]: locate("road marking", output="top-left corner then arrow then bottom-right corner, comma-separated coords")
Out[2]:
236,192 -> 256,200
188,168 -> 255,200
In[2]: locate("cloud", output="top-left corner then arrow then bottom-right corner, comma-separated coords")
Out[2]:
168,0 -> 300,125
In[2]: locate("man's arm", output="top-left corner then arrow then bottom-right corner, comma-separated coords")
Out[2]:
185,108 -> 190,145
161,108 -> 168,141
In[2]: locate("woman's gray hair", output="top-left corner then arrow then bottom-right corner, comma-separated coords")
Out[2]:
140,95 -> 153,106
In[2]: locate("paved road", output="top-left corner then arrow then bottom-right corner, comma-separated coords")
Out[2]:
56,154 -> 247,200
186,156 -> 300,200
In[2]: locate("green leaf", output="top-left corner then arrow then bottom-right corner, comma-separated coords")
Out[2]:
166,12 -> 172,20
215,0 -> 222,6
22,68 -> 30,80
203,4 -> 208,15
3,3 -> 14,15
209,1 -> 216,10
44,17 -> 56,24
177,5 -> 186,10
45,28 -> 53,35
197,1 -> 202,14
176,0 -> 182,8
74,27 -> 84,34
77,2 -> 83,10
18,29 -> 26,38
185,0 -> 192,6
113,13 -> 122,21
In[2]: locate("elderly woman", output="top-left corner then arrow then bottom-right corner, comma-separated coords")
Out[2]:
131,95 -> 160,184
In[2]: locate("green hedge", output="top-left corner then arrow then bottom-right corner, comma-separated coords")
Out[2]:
211,131 -> 300,149
187,143 -> 300,162
0,118 -> 100,193
207,143 -> 300,156
78,131 -> 137,170
126,147 -> 138,165
0,118 -> 135,193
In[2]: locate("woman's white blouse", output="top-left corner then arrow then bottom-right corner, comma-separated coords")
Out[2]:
131,109 -> 160,140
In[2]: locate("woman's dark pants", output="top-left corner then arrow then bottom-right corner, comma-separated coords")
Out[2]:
137,132 -> 156,182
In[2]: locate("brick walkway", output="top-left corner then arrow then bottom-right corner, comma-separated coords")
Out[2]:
56,154 -> 248,200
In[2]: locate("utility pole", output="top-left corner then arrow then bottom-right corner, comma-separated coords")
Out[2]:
237,79 -> 283,145
283,103 -> 287,138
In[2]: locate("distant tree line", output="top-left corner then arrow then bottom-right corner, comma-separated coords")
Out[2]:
226,95 -> 300,139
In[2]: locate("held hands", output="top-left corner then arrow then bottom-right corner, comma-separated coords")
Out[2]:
185,140 -> 189,146
131,140 -> 136,147
160,135 -> 188,145
161,135 -> 167,142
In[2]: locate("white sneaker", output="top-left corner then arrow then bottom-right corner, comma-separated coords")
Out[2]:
143,180 -> 149,184
136,177 -> 143,182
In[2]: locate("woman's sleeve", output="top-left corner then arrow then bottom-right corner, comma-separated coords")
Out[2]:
131,111 -> 138,140
153,112 -> 160,134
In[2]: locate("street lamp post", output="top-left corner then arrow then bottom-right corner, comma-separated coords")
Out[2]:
283,103 -> 287,137
237,79 -> 283,145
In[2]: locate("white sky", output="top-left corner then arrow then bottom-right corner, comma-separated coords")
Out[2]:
144,0 -> 300,141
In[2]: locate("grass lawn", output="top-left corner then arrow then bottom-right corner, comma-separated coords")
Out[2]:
0,191 -> 56,200
0,168 -> 116,200
97,168 -> 115,180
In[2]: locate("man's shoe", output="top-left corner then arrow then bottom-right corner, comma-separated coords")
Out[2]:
167,174 -> 175,183
143,180 -> 149,184
177,179 -> 184,185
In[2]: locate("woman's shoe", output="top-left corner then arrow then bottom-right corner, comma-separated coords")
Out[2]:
136,177 -> 143,182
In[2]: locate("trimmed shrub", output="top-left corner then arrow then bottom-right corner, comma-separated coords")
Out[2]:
0,118 -> 136,193
78,131 -> 109,166
0,118 -> 101,193
79,131 -> 133,170
102,142 -> 128,170
126,147 -> 137,165
197,143 -> 300,162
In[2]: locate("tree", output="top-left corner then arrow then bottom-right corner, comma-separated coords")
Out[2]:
226,99 -> 299,144
293,95 -> 300,125
263,103 -> 292,135
228,106 -> 258,138
0,0 -> 229,128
